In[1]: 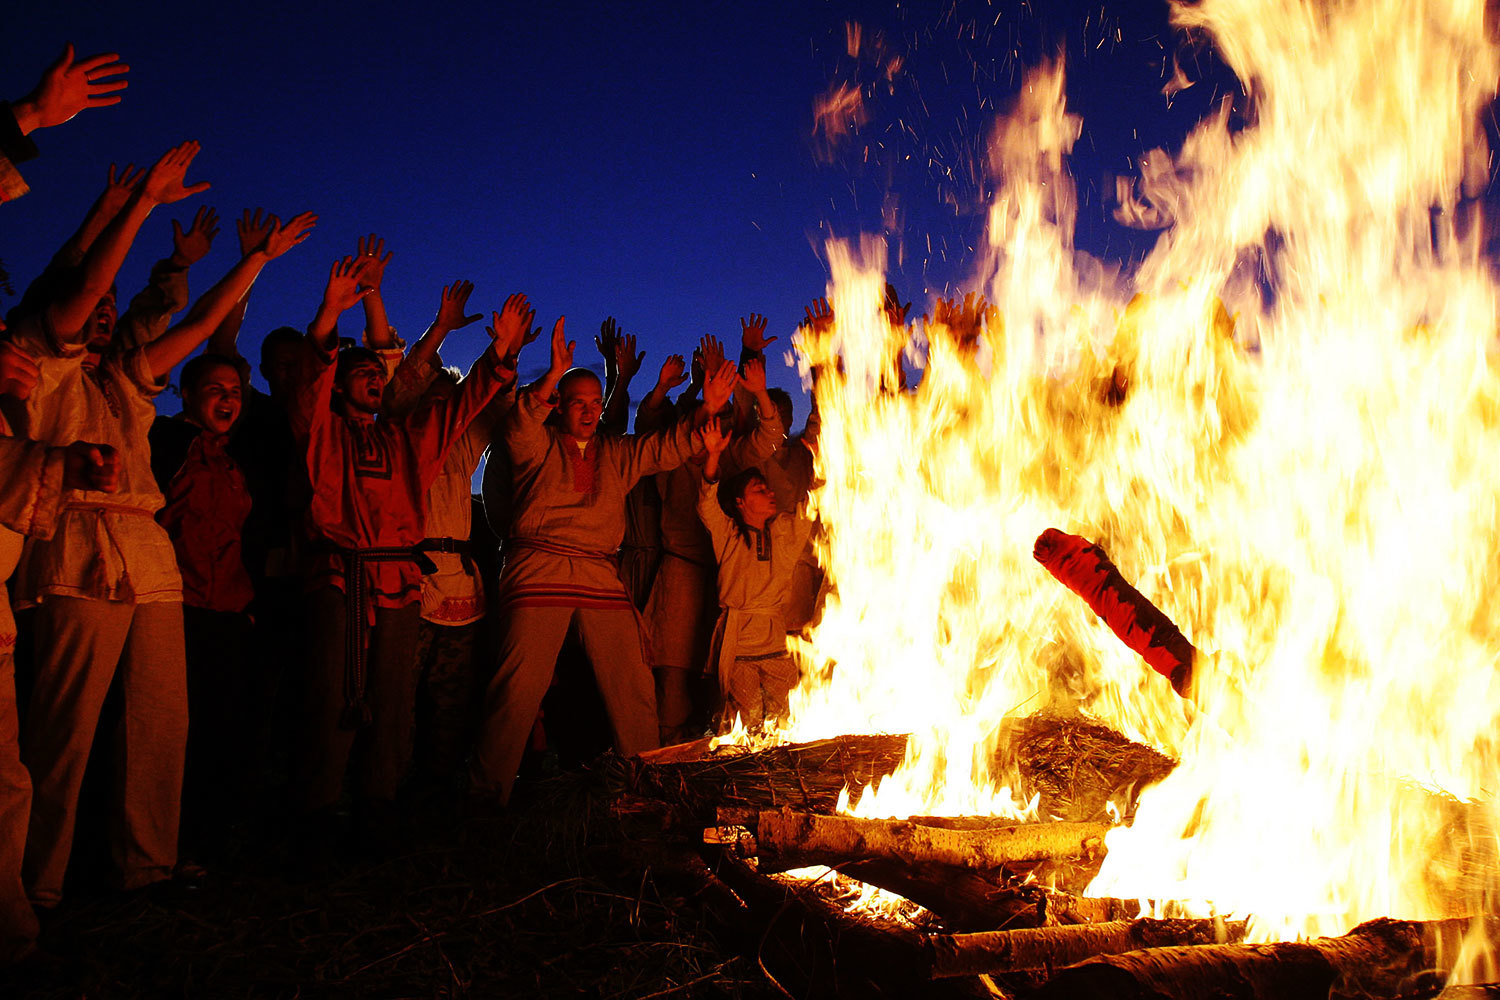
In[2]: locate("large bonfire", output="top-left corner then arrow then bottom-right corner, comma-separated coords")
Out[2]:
758,0 -> 1500,954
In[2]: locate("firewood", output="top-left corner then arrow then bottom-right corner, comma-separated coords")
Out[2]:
751,808 -> 1111,873
1035,916 -> 1500,1000
1034,527 -> 1197,696
930,917 -> 1248,976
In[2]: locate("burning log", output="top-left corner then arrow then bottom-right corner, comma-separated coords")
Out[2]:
1033,528 -> 1198,697
1034,916 -> 1500,1000
930,917 -> 1247,977
744,808 -> 1111,874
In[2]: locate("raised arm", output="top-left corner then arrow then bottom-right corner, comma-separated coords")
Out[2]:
206,208 -> 277,362
115,205 -> 219,354
406,278 -> 481,372
598,317 -> 644,434
45,142 -> 208,341
639,353 -> 687,432
307,256 -> 375,354
144,211 -> 317,379
726,356 -> 784,470
355,233 -> 397,349
696,421 -> 735,548
10,44 -> 129,137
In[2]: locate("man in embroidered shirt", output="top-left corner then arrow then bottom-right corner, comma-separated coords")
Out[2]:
469,318 -> 731,807
288,261 -> 525,847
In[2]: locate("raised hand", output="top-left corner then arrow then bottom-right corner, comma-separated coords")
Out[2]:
883,282 -> 911,327
435,280 -> 483,332
802,296 -> 835,334
596,317 -> 622,374
486,293 -> 535,358
548,316 -> 575,377
99,162 -> 144,218
171,206 -> 219,265
740,312 -> 777,353
700,419 -> 732,457
13,45 -> 129,134
739,355 -> 767,394
321,256 -> 373,315
356,234 -> 393,289
140,141 -> 210,206
703,358 -> 739,413
0,341 -> 40,399
523,325 -> 544,347
236,208 -> 277,256
615,332 -> 644,380
698,334 -> 726,375
63,442 -> 120,493
656,354 -> 687,392
257,211 -> 318,259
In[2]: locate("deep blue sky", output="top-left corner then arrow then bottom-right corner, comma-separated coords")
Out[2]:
2,1 -> 1242,411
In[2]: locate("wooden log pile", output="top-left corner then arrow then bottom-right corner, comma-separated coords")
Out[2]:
594,718 -> 1500,998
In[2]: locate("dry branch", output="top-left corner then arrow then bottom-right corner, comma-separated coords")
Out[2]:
751,808 -> 1111,874
1036,916 -> 1500,1000
931,917 -> 1247,976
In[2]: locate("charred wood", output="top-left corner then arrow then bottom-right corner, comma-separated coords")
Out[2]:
1035,916 -> 1500,1000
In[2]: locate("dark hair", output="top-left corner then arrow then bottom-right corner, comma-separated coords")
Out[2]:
719,467 -> 771,548
766,387 -> 794,430
180,353 -> 241,395
260,326 -> 304,364
335,345 -> 383,381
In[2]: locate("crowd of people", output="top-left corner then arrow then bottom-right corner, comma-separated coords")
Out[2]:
0,45 -> 835,964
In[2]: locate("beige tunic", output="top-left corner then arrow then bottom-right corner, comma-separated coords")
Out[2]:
696,478 -> 814,682
7,314 -> 181,606
499,388 -> 696,610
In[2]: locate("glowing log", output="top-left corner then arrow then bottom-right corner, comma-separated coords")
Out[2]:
931,918 -> 1247,977
749,808 -> 1111,873
1033,528 -> 1197,697
1035,916 -> 1500,1000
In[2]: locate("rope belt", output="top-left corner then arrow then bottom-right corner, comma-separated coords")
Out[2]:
326,543 -> 437,730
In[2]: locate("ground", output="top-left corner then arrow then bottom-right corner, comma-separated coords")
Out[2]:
0,770 -> 781,1000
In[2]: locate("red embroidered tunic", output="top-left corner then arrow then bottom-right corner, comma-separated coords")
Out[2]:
288,340 -> 512,615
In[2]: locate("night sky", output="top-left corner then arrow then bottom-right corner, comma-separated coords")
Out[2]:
3,1 -> 1242,414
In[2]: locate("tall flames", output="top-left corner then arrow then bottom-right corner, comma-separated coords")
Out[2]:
774,0 -> 1500,948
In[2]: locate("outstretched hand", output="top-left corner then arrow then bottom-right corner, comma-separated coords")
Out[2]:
739,355 -> 767,394
596,317 -> 622,374
257,211 -> 318,259
615,332 -> 643,380
171,206 -> 219,265
99,162 -> 144,217
656,354 -> 687,392
486,293 -> 535,359
883,282 -> 911,327
435,280 -> 482,333
703,358 -> 739,413
236,208 -> 277,256
802,296 -> 834,334
322,256 -> 374,314
548,317 -> 575,377
356,234 -> 394,289
740,312 -> 777,352
14,45 -> 129,134
700,419 -> 732,457
698,334 -> 726,375
141,141 -> 211,206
